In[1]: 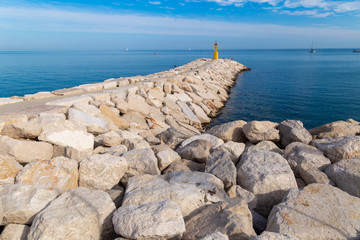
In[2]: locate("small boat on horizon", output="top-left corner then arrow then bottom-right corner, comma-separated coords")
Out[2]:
353,48 -> 360,53
309,41 -> 316,53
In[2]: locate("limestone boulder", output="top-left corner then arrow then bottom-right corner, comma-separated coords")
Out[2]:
298,162 -> 333,185
266,184 -> 360,240
0,184 -> 58,224
206,150 -> 237,190
179,133 -> 224,150
156,127 -> 192,149
188,102 -> 211,123
0,136 -> 53,164
227,185 -> 257,209
99,104 -> 130,130
72,102 -> 102,116
1,121 -> 42,140
68,108 -> 109,134
163,159 -> 205,174
121,149 -> 160,183
98,131 -> 122,147
0,155 -> 23,185
199,232 -> 229,240
216,141 -> 245,164
79,154 -> 127,191
122,172 -> 228,217
15,157 -> 79,193
284,142 -> 331,176
325,158 -> 360,197
278,120 -> 312,147
183,200 -> 256,240
177,101 -> 201,125
237,150 -> 297,216
245,140 -> 283,155
311,135 -> 360,163
126,94 -> 150,116
28,187 -> 116,240
156,148 -> 181,171
113,200 -> 185,239
39,119 -> 94,152
206,120 -> 247,142
242,121 -> 280,143
106,184 -> 125,208
251,232 -> 299,240
309,120 -> 360,139
0,224 -> 30,240
177,139 -> 212,163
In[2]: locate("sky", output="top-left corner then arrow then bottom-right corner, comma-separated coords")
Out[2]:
1,0 -> 360,50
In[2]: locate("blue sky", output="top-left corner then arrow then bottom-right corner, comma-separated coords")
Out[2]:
1,0 -> 360,50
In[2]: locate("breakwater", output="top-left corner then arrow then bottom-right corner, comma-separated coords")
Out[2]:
0,58 -> 360,240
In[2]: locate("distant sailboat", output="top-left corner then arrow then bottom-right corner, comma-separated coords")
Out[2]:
353,46 -> 360,53
309,41 -> 316,53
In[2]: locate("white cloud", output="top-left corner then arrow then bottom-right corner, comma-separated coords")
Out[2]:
280,9 -> 333,17
149,1 -> 161,5
334,1 -> 360,13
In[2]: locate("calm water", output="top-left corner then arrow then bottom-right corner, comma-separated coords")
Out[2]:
1,49 -> 359,128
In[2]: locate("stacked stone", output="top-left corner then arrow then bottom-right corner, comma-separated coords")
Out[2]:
0,59 -> 360,240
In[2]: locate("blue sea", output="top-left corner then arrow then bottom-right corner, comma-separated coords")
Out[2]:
1,49 -> 360,128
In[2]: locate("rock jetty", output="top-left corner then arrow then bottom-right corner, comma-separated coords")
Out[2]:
0,59 -> 360,240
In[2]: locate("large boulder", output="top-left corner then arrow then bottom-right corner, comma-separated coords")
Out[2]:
15,157 -> 78,193
311,135 -> 360,163
237,150 -> 297,216
205,150 -> 237,190
122,172 -> 228,217
183,200 -> 256,240
242,121 -> 280,143
28,187 -> 116,240
251,231 -> 299,240
79,154 -> 127,191
227,185 -> 257,209
267,184 -> 360,240
0,184 -> 58,224
68,108 -> 109,134
156,148 -> 181,171
0,155 -> 23,185
244,140 -> 283,155
179,133 -> 224,150
0,224 -> 30,240
113,200 -> 185,239
325,158 -> 360,197
216,141 -> 245,165
177,139 -> 212,163
163,159 -> 205,174
206,120 -> 247,142
199,232 -> 229,240
278,120 -> 312,147
0,136 -> 53,164
284,142 -> 331,176
156,127 -> 192,149
39,120 -> 94,152
121,149 -> 160,183
309,120 -> 360,139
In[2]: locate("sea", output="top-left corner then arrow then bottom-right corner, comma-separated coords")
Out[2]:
1,49 -> 360,129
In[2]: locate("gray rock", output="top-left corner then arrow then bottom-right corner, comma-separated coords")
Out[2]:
251,231 -> 299,240
242,121 -> 280,143
0,136 -> 53,164
325,158 -> 360,197
177,101 -> 201,125
278,120 -> 312,147
68,108 -> 109,134
177,139 -> 212,163
113,200 -> 185,239
227,185 -> 257,209
0,184 -> 58,225
216,141 -> 245,164
199,232 -> 229,240
206,120 -> 247,142
163,159 -> 205,174
311,135 -> 360,163
179,133 -> 224,150
1,121 -> 42,140
122,172 -> 228,217
245,140 -> 283,155
156,127 -> 192,149
206,150 -> 237,190
156,148 -> 181,171
284,142 -> 331,176
28,187 -> 116,240
183,200 -> 256,240
99,131 -> 122,147
106,184 -> 125,208
121,149 -> 160,183
79,154 -> 127,191
266,184 -> 360,240
309,120 -> 360,139
237,150 -> 297,216
0,224 -> 30,240
298,162 -> 333,185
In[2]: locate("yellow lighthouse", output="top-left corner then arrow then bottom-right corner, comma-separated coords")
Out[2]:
213,41 -> 219,60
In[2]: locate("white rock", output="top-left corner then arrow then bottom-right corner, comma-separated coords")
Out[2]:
113,200 -> 185,239
0,224 -> 30,240
15,157 -> 79,194
156,148 -> 181,171
174,92 -> 193,102
177,101 -> 201,125
216,141 -> 245,164
39,119 -> 94,152
0,184 -> 58,224
68,108 -> 109,134
207,120 -> 247,142
28,187 -> 116,240
199,232 -> 229,240
0,98 -> 23,107
227,185 -> 257,209
46,95 -> 92,107
278,120 -> 312,147
251,231 -> 299,240
179,133 -> 224,150
242,121 -> 280,143
79,154 -> 127,191
188,102 -> 211,123
237,150 -> 297,216
0,155 -> 23,185
0,136 -> 53,164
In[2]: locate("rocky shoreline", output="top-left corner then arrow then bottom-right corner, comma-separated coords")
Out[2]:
1,58 -> 360,240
